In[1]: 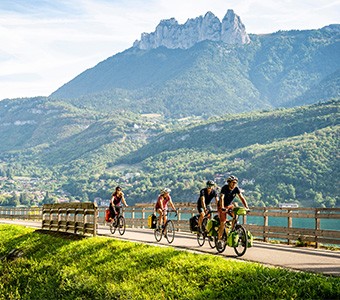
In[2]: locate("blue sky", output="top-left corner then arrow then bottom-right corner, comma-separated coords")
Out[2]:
0,0 -> 339,100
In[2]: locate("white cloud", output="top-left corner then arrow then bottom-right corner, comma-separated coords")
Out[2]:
0,0 -> 339,100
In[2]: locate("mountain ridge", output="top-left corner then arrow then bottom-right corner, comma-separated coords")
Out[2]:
51,23 -> 340,117
133,9 -> 250,50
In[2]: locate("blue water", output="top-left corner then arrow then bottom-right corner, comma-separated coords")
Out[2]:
246,216 -> 339,230
99,210 -> 339,231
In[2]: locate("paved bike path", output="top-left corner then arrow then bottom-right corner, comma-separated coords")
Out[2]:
1,220 -> 339,277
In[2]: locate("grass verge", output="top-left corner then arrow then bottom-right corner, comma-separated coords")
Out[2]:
0,224 -> 339,300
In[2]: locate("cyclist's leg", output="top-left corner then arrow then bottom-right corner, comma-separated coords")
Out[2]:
228,205 -> 235,228
115,205 -> 121,217
207,205 -> 213,219
109,204 -> 115,222
218,207 -> 227,240
156,208 -> 163,228
162,209 -> 168,228
197,206 -> 205,230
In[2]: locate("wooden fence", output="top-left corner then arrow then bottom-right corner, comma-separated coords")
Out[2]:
0,204 -> 339,247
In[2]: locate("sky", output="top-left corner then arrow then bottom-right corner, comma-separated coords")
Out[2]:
0,0 -> 339,100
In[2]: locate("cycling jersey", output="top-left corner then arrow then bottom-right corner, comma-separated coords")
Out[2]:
155,194 -> 172,210
197,188 -> 217,208
112,194 -> 123,206
220,185 -> 240,206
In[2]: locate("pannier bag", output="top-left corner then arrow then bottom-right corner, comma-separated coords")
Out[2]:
189,215 -> 199,232
227,231 -> 239,247
105,208 -> 111,222
148,214 -> 157,229
247,230 -> 254,247
207,218 -> 219,237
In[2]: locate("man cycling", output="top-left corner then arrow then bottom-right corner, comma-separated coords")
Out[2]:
155,188 -> 176,229
197,180 -> 218,232
218,175 -> 249,242
109,186 -> 128,220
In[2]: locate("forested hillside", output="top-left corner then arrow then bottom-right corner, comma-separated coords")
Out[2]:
0,99 -> 338,208
51,25 -> 340,117
115,100 -> 339,207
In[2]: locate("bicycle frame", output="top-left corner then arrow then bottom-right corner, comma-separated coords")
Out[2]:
154,210 -> 177,244
215,208 -> 248,256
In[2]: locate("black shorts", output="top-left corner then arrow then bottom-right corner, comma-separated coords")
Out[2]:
197,204 -> 212,214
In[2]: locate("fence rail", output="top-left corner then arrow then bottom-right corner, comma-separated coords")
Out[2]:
0,204 -> 339,247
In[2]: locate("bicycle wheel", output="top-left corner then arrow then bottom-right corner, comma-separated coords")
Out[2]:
233,225 -> 248,257
216,231 -> 227,253
154,224 -> 162,242
118,216 -> 126,235
197,231 -> 205,247
109,219 -> 117,234
165,220 -> 175,244
208,235 -> 216,248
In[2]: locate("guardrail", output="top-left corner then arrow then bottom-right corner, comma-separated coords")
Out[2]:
0,204 -> 339,247
42,203 -> 98,236
245,207 -> 340,248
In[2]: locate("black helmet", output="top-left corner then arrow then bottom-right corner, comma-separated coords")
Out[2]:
227,175 -> 238,183
206,180 -> 215,187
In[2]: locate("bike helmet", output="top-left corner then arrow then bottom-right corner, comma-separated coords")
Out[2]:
227,175 -> 238,183
206,180 -> 215,187
161,188 -> 171,194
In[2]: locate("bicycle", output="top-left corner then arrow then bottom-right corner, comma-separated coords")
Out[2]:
215,206 -> 249,256
196,210 -> 216,249
109,206 -> 126,235
154,210 -> 177,244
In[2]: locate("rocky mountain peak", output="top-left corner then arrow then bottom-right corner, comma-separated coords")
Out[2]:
133,9 -> 250,50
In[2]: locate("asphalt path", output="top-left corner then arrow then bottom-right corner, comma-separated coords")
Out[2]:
1,219 -> 340,277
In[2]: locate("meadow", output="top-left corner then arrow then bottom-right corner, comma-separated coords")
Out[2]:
0,224 -> 339,300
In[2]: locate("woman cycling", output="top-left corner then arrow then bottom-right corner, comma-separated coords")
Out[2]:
155,188 -> 176,229
109,186 -> 128,220
217,175 -> 249,242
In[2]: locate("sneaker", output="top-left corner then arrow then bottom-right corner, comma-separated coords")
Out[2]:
217,240 -> 223,248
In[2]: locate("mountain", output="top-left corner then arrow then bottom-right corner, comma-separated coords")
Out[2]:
133,9 -> 250,50
50,17 -> 340,117
0,97 -> 338,208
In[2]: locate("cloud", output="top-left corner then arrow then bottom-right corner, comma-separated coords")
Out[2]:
0,0 -> 339,100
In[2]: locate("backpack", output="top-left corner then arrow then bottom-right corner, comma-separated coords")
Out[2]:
148,214 -> 157,229
189,215 -> 199,232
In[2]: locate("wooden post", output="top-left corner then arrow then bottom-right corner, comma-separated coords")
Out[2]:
287,209 -> 292,245
93,204 -> 98,237
177,208 -> 181,232
83,209 -> 86,236
58,208 -> 62,232
132,207 -> 135,228
142,207 -> 145,229
49,207 -> 52,231
264,208 -> 268,242
315,209 -> 320,249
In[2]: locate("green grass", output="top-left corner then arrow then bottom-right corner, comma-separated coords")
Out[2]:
0,225 -> 339,300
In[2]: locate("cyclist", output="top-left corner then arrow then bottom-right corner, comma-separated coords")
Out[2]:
217,175 -> 249,242
109,186 -> 128,220
155,188 -> 176,229
197,180 -> 218,232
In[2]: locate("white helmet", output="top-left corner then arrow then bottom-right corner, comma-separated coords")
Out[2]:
161,188 -> 171,194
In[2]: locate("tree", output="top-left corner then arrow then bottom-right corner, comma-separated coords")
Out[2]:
8,193 -> 20,207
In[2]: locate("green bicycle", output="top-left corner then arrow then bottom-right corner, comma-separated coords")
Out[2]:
215,207 -> 249,257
